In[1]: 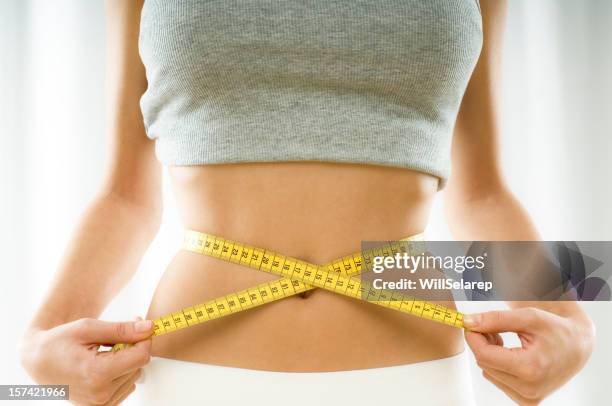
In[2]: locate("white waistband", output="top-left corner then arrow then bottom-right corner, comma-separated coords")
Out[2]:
133,351 -> 476,406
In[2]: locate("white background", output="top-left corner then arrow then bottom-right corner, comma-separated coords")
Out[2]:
1,1 -> 610,405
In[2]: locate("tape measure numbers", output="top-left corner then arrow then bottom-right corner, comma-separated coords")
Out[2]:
112,230 -> 464,352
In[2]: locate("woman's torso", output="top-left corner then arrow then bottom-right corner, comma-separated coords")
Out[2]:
146,163 -> 463,371
139,0 -> 482,373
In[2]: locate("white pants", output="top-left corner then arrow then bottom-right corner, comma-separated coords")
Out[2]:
134,351 -> 476,406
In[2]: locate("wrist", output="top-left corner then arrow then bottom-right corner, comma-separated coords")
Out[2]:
562,306 -> 596,370
571,308 -> 596,347
29,303 -> 100,332
19,327 -> 46,379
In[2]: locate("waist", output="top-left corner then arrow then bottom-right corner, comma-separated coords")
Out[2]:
168,162 -> 438,260
147,162 -> 461,371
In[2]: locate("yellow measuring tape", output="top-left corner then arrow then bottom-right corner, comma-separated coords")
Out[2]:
112,230 -> 464,351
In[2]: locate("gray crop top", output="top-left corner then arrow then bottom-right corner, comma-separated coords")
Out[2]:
139,0 -> 483,189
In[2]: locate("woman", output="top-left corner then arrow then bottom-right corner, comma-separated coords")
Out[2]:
20,0 -> 595,405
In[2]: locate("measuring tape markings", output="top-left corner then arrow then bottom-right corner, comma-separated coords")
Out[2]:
112,235 -> 416,351
112,231 -> 463,352
191,231 -> 464,326
112,236 -> 391,351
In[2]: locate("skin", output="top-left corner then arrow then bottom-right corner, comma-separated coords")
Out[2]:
19,0 -> 595,405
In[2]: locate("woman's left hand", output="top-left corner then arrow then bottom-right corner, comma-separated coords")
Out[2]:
463,307 -> 595,405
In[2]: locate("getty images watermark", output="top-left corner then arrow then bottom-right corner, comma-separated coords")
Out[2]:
371,250 -> 492,293
359,240 -> 612,302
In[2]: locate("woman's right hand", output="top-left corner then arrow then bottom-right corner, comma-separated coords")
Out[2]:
20,317 -> 154,405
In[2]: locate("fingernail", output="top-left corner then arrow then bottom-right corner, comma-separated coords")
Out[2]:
463,314 -> 481,328
135,319 -> 153,333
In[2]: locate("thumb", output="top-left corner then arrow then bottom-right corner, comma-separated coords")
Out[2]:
74,318 -> 154,345
463,309 -> 536,333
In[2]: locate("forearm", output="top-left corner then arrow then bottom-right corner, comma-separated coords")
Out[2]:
29,191 -> 161,330
444,187 -> 588,320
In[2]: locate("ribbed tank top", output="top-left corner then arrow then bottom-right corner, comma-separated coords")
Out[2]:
138,0 -> 483,189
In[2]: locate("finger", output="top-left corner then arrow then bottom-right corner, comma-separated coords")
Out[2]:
484,366 -> 523,387
96,317 -> 148,348
110,385 -> 136,406
483,370 -> 539,406
484,332 -> 503,346
75,318 -> 155,345
110,368 -> 142,393
94,338 -> 152,379
463,308 -> 539,334
465,330 -> 523,375
105,369 -> 140,406
484,367 -> 541,400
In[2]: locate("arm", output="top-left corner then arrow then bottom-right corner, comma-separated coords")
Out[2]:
444,0 -> 539,241
29,0 -> 161,331
21,1 -> 161,404
445,0 -> 595,404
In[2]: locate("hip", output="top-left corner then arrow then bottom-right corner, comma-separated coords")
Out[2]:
134,350 -> 476,406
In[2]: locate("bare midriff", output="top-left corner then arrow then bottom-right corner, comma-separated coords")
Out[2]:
146,162 -> 463,372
